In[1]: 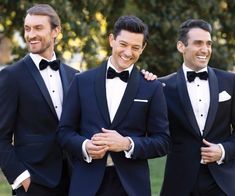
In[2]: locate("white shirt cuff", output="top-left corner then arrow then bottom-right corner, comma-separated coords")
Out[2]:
82,139 -> 92,163
217,143 -> 225,165
11,170 -> 30,190
124,137 -> 134,158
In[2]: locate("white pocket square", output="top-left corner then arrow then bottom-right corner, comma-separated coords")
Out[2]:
219,91 -> 231,102
134,99 -> 148,103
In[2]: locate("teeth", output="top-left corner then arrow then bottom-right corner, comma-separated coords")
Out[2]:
29,41 -> 40,44
121,56 -> 131,61
197,56 -> 206,59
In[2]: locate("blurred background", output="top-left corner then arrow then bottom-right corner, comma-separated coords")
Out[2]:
1,0 -> 235,73
1,0 -> 235,195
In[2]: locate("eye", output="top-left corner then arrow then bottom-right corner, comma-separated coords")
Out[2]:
132,47 -> 140,51
194,40 -> 202,46
35,26 -> 43,30
119,42 -> 126,47
207,41 -> 213,47
24,26 -> 30,32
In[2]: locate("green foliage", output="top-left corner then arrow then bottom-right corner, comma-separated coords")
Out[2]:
1,0 -> 235,74
130,0 -> 235,75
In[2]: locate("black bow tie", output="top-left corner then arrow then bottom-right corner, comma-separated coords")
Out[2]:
107,67 -> 129,82
39,59 -> 60,71
187,71 -> 208,82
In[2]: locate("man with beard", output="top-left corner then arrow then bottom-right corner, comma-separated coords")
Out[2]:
0,4 -> 78,196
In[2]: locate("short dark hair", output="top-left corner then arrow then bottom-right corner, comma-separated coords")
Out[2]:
113,15 -> 149,46
178,19 -> 212,46
26,4 -> 61,29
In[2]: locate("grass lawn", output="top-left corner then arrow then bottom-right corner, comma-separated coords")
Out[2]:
0,156 -> 166,196
0,180 -> 11,196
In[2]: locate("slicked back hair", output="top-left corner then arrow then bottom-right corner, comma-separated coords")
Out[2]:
178,19 -> 212,46
113,15 -> 149,47
26,4 -> 61,29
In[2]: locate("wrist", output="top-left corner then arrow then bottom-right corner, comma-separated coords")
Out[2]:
124,137 -> 132,151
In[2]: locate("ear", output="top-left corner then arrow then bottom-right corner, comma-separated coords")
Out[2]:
177,41 -> 185,53
109,33 -> 115,47
52,26 -> 61,39
140,43 -> 147,54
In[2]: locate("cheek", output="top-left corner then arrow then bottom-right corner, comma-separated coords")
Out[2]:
133,51 -> 142,59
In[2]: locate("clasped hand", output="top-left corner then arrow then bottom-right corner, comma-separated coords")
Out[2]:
85,128 -> 130,160
201,139 -> 222,164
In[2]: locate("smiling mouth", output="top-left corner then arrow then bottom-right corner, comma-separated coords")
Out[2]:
120,55 -> 132,61
197,56 -> 207,60
29,40 -> 40,44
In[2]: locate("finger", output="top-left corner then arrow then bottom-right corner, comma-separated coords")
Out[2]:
151,74 -> 157,80
141,69 -> 146,74
144,71 -> 150,79
87,143 -> 106,150
92,140 -> 109,146
92,133 -> 108,140
89,147 -> 108,156
201,146 -> 213,152
146,73 -> 153,80
101,128 -> 114,133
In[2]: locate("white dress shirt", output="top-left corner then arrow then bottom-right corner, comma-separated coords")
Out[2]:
183,64 -> 224,164
30,53 -> 63,119
12,53 -> 63,189
82,57 -> 134,163
183,64 -> 210,134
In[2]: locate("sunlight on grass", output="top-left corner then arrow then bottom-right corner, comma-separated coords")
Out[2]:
0,171 -> 11,196
149,156 -> 166,196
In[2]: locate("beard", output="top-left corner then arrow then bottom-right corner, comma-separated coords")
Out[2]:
27,39 -> 52,56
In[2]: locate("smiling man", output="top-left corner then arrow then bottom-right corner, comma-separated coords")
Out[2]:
57,15 -> 170,196
0,4 -> 78,196
159,19 -> 235,196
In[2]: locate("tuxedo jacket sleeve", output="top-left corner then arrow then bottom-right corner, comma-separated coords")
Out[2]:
0,65 -> 26,182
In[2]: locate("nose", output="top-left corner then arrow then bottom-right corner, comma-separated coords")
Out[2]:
201,44 -> 210,54
123,46 -> 132,57
25,29 -> 36,39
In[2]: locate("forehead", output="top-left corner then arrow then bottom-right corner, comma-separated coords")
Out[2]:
24,14 -> 50,26
187,28 -> 212,42
116,30 -> 144,46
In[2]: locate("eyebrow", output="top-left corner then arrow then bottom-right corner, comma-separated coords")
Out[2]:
119,40 -> 142,47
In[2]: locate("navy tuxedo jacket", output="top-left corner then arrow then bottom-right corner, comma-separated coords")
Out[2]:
159,67 -> 235,196
0,55 -> 77,188
57,61 -> 170,196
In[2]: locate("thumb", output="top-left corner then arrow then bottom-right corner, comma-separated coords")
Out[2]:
101,128 -> 109,132
203,139 -> 212,146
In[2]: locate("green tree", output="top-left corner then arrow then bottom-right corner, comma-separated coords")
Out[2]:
129,0 -> 235,75
0,0 -> 125,69
1,0 -> 235,74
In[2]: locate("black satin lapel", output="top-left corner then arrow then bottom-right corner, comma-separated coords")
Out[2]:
177,68 -> 201,136
23,55 -> 58,118
59,63 -> 69,98
95,62 -> 111,124
203,67 -> 219,137
111,66 -> 139,129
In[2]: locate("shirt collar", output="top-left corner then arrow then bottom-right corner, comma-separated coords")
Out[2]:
29,53 -> 56,70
